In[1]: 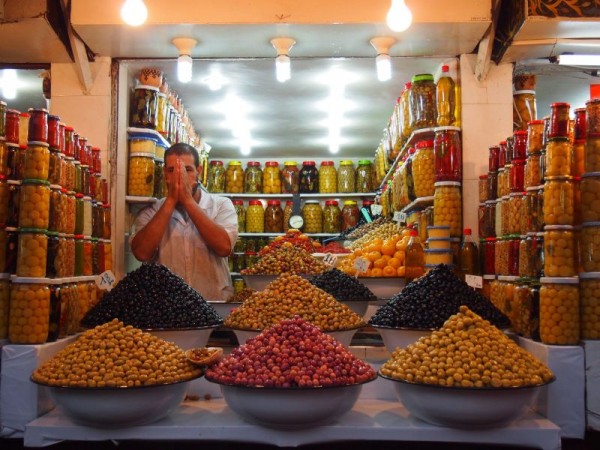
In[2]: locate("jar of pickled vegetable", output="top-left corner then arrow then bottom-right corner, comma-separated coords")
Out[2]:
246,200 -> 264,233
484,172 -> 497,202
525,152 -> 542,188
412,139 -> 435,198
355,160 -> 374,193
494,236 -> 509,276
302,200 -> 323,233
585,135 -> 600,173
16,228 -> 48,277
433,181 -> 462,237
510,159 -> 525,193
543,176 -> 573,226
9,277 -> 51,344
527,120 -> 545,154
63,156 -> 75,191
524,187 -> 543,232
518,234 -> 532,277
48,185 -> 62,233
63,190 -> 75,235
207,160 -> 225,193
264,200 -> 284,233
337,160 -> 355,193
83,196 -> 92,237
263,161 -> 281,194
23,141 -> 50,180
299,161 -> 319,193
281,161 -> 299,194
572,140 -> 585,178
513,90 -> 536,131
549,102 -> 570,139
73,160 -> 82,194
127,153 -> 155,197
545,138 -> 572,177
225,161 -> 244,193
580,272 -> 600,339
581,222 -> 600,272
323,200 -> 341,233
233,200 -> 245,233
341,200 -> 359,232
482,238 -> 496,274
478,175 -> 488,204
497,168 -> 507,198
410,74 -> 436,130
508,192 -> 526,235
319,161 -> 337,194
433,126 -> 461,182
587,98 -> 600,136
544,225 -> 575,277
153,159 -> 165,198
18,179 -> 50,229
130,85 -> 159,129
512,130 -> 528,161
500,196 -> 511,236
540,276 -> 580,345
244,161 -> 263,194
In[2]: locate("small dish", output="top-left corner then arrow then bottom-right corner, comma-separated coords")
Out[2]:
185,347 -> 224,366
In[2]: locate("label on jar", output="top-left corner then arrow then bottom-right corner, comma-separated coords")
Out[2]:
371,204 -> 383,216
353,257 -> 370,275
323,253 -> 338,267
96,270 -> 116,291
465,274 -> 483,289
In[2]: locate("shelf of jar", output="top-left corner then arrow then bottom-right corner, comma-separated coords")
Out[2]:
126,196 -> 158,204
399,196 -> 434,215
220,192 -> 376,199
239,232 -> 338,238
127,127 -> 170,148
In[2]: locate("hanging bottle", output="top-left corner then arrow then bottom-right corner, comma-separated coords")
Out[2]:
436,65 -> 456,126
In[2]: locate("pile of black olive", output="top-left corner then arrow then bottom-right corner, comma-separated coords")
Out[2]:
310,268 -> 377,301
82,263 -> 223,329
369,264 -> 509,329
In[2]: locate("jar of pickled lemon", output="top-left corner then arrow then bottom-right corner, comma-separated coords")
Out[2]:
412,139 -> 435,198
244,161 -> 263,194
543,176 -> 573,226
8,277 -> 51,344
16,228 -> 48,277
18,179 -> 50,229
433,181 -> 461,237
281,161 -> 299,194
246,200 -> 264,233
225,161 -> 244,193
508,192 -> 526,235
580,272 -> 600,339
23,141 -> 50,180
263,161 -> 281,194
127,152 -> 155,197
581,173 -> 600,223
318,161 -> 337,194
581,222 -> 600,272
544,225 -> 576,277
302,200 -> 323,233
540,276 -> 580,345
323,200 -> 341,233
337,160 -> 355,193
545,137 -> 572,178
207,160 -> 225,193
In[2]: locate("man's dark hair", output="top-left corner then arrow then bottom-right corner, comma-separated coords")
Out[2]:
164,143 -> 200,168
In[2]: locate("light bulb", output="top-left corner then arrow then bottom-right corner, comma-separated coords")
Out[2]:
376,54 -> 392,81
2,69 -> 17,100
177,54 -> 193,83
121,0 -> 148,27
275,54 -> 291,83
387,0 -> 412,32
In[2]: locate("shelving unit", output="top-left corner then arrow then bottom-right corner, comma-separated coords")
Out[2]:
401,195 -> 434,214
240,232 -> 337,238
127,127 -> 171,148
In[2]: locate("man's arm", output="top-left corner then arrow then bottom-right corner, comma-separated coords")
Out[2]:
130,197 -> 177,261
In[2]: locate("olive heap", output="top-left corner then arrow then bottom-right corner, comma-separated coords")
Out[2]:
224,273 -> 365,331
32,319 -> 202,388
241,244 -> 327,275
227,287 -> 256,303
206,317 -> 376,387
380,306 -> 554,388
310,268 -> 377,302
369,264 -> 508,329
82,263 -> 223,329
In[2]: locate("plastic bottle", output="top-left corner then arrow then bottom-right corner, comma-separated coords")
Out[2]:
404,229 -> 425,281
436,65 -> 456,126
459,228 -> 480,277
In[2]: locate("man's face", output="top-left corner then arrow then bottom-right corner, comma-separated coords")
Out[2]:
164,153 -> 200,190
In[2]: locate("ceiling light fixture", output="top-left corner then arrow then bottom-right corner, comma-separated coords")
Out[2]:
387,0 -> 413,32
172,38 -> 198,83
557,54 -> 600,66
1,69 -> 18,100
370,37 -> 396,82
270,37 -> 296,83
120,0 -> 148,27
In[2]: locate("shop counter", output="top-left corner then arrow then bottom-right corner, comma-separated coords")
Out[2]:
582,340 -> 600,431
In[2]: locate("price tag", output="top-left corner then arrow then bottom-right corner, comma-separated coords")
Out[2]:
393,211 -> 406,223
465,274 -> 483,289
371,204 -> 383,216
323,253 -> 338,267
353,257 -> 371,275
96,270 -> 117,291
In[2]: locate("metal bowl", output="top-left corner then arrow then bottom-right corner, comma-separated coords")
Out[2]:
371,325 -> 435,352
208,301 -> 242,318
143,325 -> 218,350
355,277 -> 405,299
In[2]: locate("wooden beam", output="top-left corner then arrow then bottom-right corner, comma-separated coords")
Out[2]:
60,0 -> 93,93
475,0 -> 502,82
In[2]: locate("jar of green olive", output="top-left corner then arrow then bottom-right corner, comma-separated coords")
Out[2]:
410,73 -> 437,130
337,160 -> 355,193
302,200 -> 323,233
323,200 -> 341,233
355,160 -> 374,193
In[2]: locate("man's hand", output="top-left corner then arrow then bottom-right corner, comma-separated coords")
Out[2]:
176,159 -> 197,207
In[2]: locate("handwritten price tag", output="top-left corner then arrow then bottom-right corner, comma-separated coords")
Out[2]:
353,257 -> 371,275
465,274 -> 483,289
371,204 -> 383,216
96,270 -> 117,291
323,253 -> 338,267
393,211 -> 406,223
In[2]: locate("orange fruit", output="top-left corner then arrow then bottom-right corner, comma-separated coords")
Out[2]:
381,240 -> 396,256
354,249 -> 363,257
397,266 -> 406,277
396,237 -> 409,251
383,266 -> 397,277
388,257 -> 402,268
373,258 -> 387,269
366,251 -> 382,262
381,254 -> 391,263
393,250 -> 405,261
371,268 -> 383,277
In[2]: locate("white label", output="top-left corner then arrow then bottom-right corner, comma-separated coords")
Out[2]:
393,211 -> 406,223
96,270 -> 117,291
323,253 -> 338,267
371,204 -> 383,216
353,257 -> 371,274
465,274 -> 483,289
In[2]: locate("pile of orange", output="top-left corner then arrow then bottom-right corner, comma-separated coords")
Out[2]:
338,228 -> 412,277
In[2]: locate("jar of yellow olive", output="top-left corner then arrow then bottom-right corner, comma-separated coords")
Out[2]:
337,160 -> 355,193
545,137 -> 572,177
500,196 -> 511,236
23,141 -> 50,181
8,276 -> 51,344
585,136 -> 600,173
412,139 -> 435,198
544,225 -> 575,277
572,140 -> 585,177
263,161 -> 281,194
581,222 -> 600,272
264,200 -> 284,233
318,161 -> 337,194
525,152 -> 542,188
246,200 -> 264,233
244,161 -> 263,194
323,200 -> 341,233
580,272 -> 600,339
127,152 -> 155,197
18,179 -> 50,229
543,176 -> 573,226
581,172 -> 600,222
302,200 -> 323,233
233,200 -> 245,233
433,181 -> 462,237
16,228 -> 48,277
508,192 -> 526,235
207,160 -> 225,193
540,276 -> 580,345
225,161 -> 244,193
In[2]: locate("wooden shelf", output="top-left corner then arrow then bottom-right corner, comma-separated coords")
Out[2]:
220,192 -> 376,199
400,196 -> 434,214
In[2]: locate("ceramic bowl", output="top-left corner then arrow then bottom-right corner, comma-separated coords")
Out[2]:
143,325 -> 218,350
339,300 -> 370,317
355,277 -> 405,299
371,325 -> 435,352
208,301 -> 242,318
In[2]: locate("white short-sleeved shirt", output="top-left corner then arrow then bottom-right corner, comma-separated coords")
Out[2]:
131,190 -> 238,300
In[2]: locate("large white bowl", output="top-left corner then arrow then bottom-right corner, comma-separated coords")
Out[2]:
356,277 -> 405,299
208,301 -> 242,318
242,274 -> 314,291
339,300 -> 369,317
213,381 -> 370,429
231,327 -> 361,347
372,326 -> 434,352
37,378 -> 198,428
144,326 -> 218,350
380,373 -> 554,429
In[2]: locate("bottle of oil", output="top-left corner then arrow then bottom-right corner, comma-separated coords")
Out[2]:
436,65 -> 456,126
459,228 -> 480,277
405,229 -> 425,281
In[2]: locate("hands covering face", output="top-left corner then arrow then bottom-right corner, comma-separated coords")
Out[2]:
166,156 -> 198,205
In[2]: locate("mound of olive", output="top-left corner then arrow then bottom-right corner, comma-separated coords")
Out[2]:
241,244 -> 326,275
310,268 -> 377,301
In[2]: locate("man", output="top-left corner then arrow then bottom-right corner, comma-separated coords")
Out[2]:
130,143 -> 238,300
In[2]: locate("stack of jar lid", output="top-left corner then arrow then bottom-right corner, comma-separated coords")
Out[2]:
424,225 -> 452,268
127,135 -> 167,199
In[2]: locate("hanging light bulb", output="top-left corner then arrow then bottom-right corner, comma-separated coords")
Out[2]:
120,0 -> 148,26
370,37 -> 396,82
387,0 -> 413,32
270,37 -> 296,83
2,69 -> 18,100
172,38 -> 198,83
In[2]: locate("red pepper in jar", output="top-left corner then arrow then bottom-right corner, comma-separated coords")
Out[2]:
27,108 -> 48,143
549,102 -> 570,139
483,237 -> 496,275
489,145 -> 500,172
5,110 -> 19,144
574,108 -> 587,141
47,115 -> 60,149
510,159 -> 526,193
433,126 -> 462,182
513,130 -> 527,160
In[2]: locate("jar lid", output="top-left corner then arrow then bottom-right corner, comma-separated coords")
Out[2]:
544,175 -> 573,182
129,152 -> 155,159
415,139 -> 434,149
550,102 -> 570,108
265,161 -> 279,167
302,161 -> 316,166
339,160 -> 354,166
232,200 -> 244,205
10,276 -> 52,284
513,90 -> 536,95
134,85 -> 160,92
343,200 -> 357,205
18,227 -> 48,234
434,181 -> 461,187
433,126 -> 461,133
424,249 -> 453,254
582,222 -> 600,228
27,141 -> 50,147
586,99 -> 600,105
485,200 -> 496,205
28,107 -> 48,114
50,184 -> 62,190
74,234 -> 85,239
73,160 -> 81,165
247,161 -> 261,167
479,174 -> 488,180
320,161 -> 334,166
412,73 -> 434,83
529,119 -> 545,125
91,146 -> 101,152
75,193 -> 84,198
581,172 -> 600,179
358,160 -> 372,165
483,274 -> 496,280
267,200 -> 281,206
540,276 -> 579,284
285,200 -> 294,206
363,200 -> 374,205
305,200 -> 320,204
5,226 -> 17,232
83,195 -> 92,201
19,112 -> 30,118
325,200 -> 338,206
228,160 -> 242,166
210,160 -> 223,165
248,200 -> 262,206
21,179 -> 50,186
509,192 -> 526,198
498,275 -> 519,282
284,161 -> 297,166
579,272 -> 600,280
544,225 -> 574,231
514,130 -> 528,137
47,231 -> 59,237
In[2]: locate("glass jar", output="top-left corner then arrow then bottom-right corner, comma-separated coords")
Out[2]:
6,144 -> 23,181
244,161 -> 263,194
263,161 -> 281,194
73,160 -> 82,194
341,200 -> 359,231
494,237 -> 509,276
64,156 -> 75,191
433,181 -> 462,237
302,200 -> 323,233
513,280 -> 535,337
527,119 -> 545,154
533,232 -> 545,279
337,160 -> 356,193
102,204 -> 111,240
494,195 -> 503,237
544,225 -> 575,277
281,161 -> 299,194
573,107 -> 587,141
319,161 -> 337,194
433,126 -> 461,182
27,108 -> 48,143
92,201 -> 103,238
524,152 -> 542,188
489,278 -> 505,316
549,102 -> 570,139
545,137 -> 572,177
233,200 -> 245,233
207,160 -> 226,193
540,277 -> 580,345
507,234 -> 520,276
412,139 -> 435,198
18,179 -> 50,229
410,74 -> 436,130
8,278 -> 51,344
484,200 -> 496,238
0,176 -> 8,225
46,231 -> 60,278
83,237 -> 93,276
513,90 -> 536,131
543,176 -> 574,226
102,238 -> 112,272
513,130 -> 527,160
587,98 -> 600,136
581,222 -> 600,272
56,235 -> 75,278
48,149 -> 61,186
510,159 -> 525,193
225,161 -> 243,193
130,85 -> 159,129
497,168 -> 508,198
585,135 -> 600,173
83,196 -> 93,237
153,159 -> 165,198
264,200 -> 284,233
23,141 -> 50,180
580,273 -> 600,339
81,164 -> 91,196
0,228 -> 6,273
63,190 -> 76,235
524,187 -> 544,232
127,153 -> 155,197
18,113 -> 29,147
246,200 -> 264,233
581,172 -> 600,222
48,185 -> 62,233
323,200 -> 341,233
355,160 -> 374,193
5,227 -> 17,274
0,138 -> 7,178
299,161 -> 319,193
486,171 -> 498,201
518,234 -> 533,277
478,174 -> 488,203
16,228 -> 48,277
488,145 -> 500,172
508,193 -> 526,235
572,140 -> 585,178
5,109 -> 19,145
482,238 -> 496,274
501,197 -> 511,239
283,201 -> 293,233
74,193 -> 84,235
74,235 -> 85,276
